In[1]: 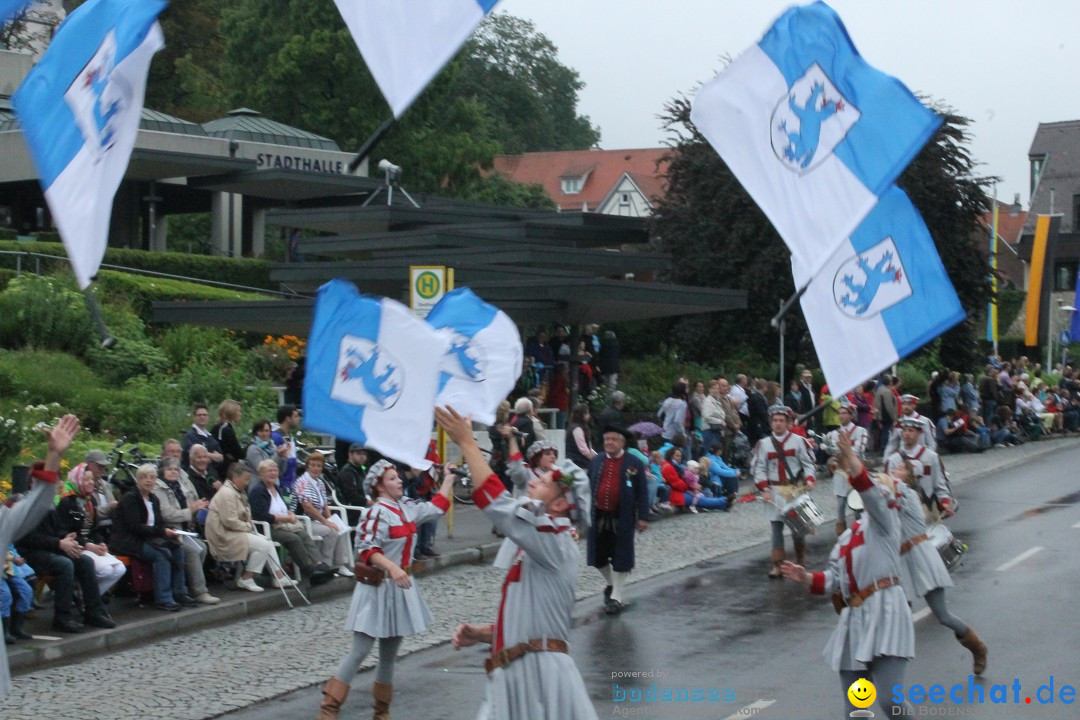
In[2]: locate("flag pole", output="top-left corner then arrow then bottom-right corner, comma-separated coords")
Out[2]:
988,184 -> 999,356
347,116 -> 396,174
83,290 -> 116,349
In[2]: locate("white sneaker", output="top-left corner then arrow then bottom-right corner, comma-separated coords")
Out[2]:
336,565 -> 355,577
689,505 -> 699,514
271,575 -> 296,588
236,577 -> 264,593
194,593 -> 221,605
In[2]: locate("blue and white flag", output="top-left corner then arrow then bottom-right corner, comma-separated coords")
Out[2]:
426,287 -> 522,425
303,280 -> 449,470
333,0 -> 500,118
12,0 -> 166,289
799,186 -> 964,398
691,1 -> 940,285
1,0 -> 32,24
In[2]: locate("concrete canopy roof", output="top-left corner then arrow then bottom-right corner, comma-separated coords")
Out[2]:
152,276 -> 745,333
202,108 -> 340,151
189,168 -> 382,202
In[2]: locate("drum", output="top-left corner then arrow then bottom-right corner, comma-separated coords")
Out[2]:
780,494 -> 825,535
928,523 -> 966,570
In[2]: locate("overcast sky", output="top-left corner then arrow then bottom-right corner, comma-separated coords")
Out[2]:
500,0 -> 1079,207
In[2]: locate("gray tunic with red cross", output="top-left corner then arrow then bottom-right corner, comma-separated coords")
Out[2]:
885,443 -> 953,515
344,494 -> 449,638
811,469 -> 915,672
751,431 -> 816,523
472,474 -> 598,720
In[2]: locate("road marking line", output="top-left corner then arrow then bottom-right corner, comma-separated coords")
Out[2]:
722,699 -> 776,720
912,607 -> 932,623
996,546 -> 1044,572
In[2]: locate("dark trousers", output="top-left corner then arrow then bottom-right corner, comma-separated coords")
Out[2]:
418,519 -> 437,552
139,542 -> 188,605
21,550 -> 105,622
271,527 -> 319,575
592,511 -> 619,568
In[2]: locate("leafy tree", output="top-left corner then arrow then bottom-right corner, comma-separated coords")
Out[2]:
143,0 -> 226,122
0,4 -> 60,52
455,13 -> 600,153
653,95 -> 992,376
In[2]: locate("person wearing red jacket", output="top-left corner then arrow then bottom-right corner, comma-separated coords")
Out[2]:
660,448 -> 691,509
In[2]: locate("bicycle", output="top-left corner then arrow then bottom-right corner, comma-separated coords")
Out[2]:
440,448 -> 492,505
105,437 -> 151,495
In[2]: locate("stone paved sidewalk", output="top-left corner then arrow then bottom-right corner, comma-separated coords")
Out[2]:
7,437 -> 1077,720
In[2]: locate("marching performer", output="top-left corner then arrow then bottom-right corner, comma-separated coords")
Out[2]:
883,394 -> 937,457
782,433 -> 915,718
437,405 -> 598,720
825,400 -> 868,536
318,459 -> 454,720
0,414 -> 79,698
885,417 -> 954,522
891,459 -> 988,675
752,405 -> 816,578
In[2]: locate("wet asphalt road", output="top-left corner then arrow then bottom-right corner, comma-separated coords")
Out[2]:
222,446 -> 1080,720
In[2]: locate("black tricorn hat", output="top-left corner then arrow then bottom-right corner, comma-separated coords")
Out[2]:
602,423 -> 633,443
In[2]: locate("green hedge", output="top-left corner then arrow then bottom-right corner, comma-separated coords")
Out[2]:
0,228 -> 17,241
93,269 -> 271,323
0,240 -> 273,289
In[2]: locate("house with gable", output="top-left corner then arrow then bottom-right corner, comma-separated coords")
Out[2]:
492,147 -> 668,216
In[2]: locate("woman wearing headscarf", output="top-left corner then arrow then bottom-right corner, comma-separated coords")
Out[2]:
55,463 -> 125,597
318,459 -> 454,719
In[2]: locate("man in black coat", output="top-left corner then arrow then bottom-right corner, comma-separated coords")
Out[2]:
16,508 -> 116,633
586,424 -> 648,615
746,378 -> 771,447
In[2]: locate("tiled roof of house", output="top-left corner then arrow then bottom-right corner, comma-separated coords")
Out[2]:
1025,120 -> 1080,234
492,148 -> 668,211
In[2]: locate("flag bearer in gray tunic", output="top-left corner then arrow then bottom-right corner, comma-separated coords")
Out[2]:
318,459 -> 454,720
885,417 -> 954,523
437,406 -> 599,720
890,460 -> 987,675
0,414 -> 79,698
825,400 -> 868,536
782,433 -> 916,718
752,404 -> 816,577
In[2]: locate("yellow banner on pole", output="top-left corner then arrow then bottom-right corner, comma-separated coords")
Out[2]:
1025,215 -> 1051,346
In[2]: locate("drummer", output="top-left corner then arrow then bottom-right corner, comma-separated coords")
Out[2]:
752,404 -> 816,578
825,399 -> 868,536
782,433 -> 915,718
885,417 -> 954,523
890,459 -> 988,675
883,394 -> 938,457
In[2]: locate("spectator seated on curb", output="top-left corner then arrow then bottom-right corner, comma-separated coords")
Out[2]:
152,458 -> 220,605
990,407 -> 1024,447
647,451 -> 671,514
248,459 -> 335,586
935,409 -> 983,454
55,464 -> 125,599
111,464 -> 195,612
15,496 -> 117,632
703,443 -> 740,508
3,545 -> 34,643
206,463 -> 294,593
184,444 -> 222,504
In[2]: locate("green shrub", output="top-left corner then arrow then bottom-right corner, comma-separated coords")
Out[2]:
155,325 -> 248,374
71,383 -> 180,440
85,336 -> 171,385
0,240 -> 273,289
0,228 -> 16,240
895,363 -> 929,398
0,350 -> 102,406
0,275 -> 94,354
0,268 -> 15,292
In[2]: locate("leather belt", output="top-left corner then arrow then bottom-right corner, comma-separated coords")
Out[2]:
846,576 -> 901,608
485,638 -> 569,674
900,534 -> 929,555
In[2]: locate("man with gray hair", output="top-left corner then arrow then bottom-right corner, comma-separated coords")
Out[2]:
594,391 -> 627,446
511,397 -> 538,452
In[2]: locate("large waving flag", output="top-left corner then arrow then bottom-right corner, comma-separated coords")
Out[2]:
1,0 -> 32,24
425,287 -> 522,425
799,186 -> 964,397
12,0 -> 166,289
691,1 -> 940,286
303,280 -> 449,470
334,0 -> 500,118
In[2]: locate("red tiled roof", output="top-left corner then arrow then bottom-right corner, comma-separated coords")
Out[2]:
492,148 -> 668,211
977,206 -> 1027,246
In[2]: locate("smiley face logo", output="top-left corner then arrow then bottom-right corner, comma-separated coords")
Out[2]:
847,678 -> 876,709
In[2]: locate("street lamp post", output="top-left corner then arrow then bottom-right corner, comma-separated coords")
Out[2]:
1061,304 -> 1077,367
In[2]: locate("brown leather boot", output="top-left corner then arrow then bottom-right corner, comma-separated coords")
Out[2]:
835,521 -> 846,537
318,677 -> 350,719
957,628 -> 988,675
372,681 -> 392,720
768,548 -> 785,579
793,539 -> 807,566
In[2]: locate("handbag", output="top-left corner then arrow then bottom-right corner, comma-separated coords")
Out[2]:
354,561 -> 384,587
